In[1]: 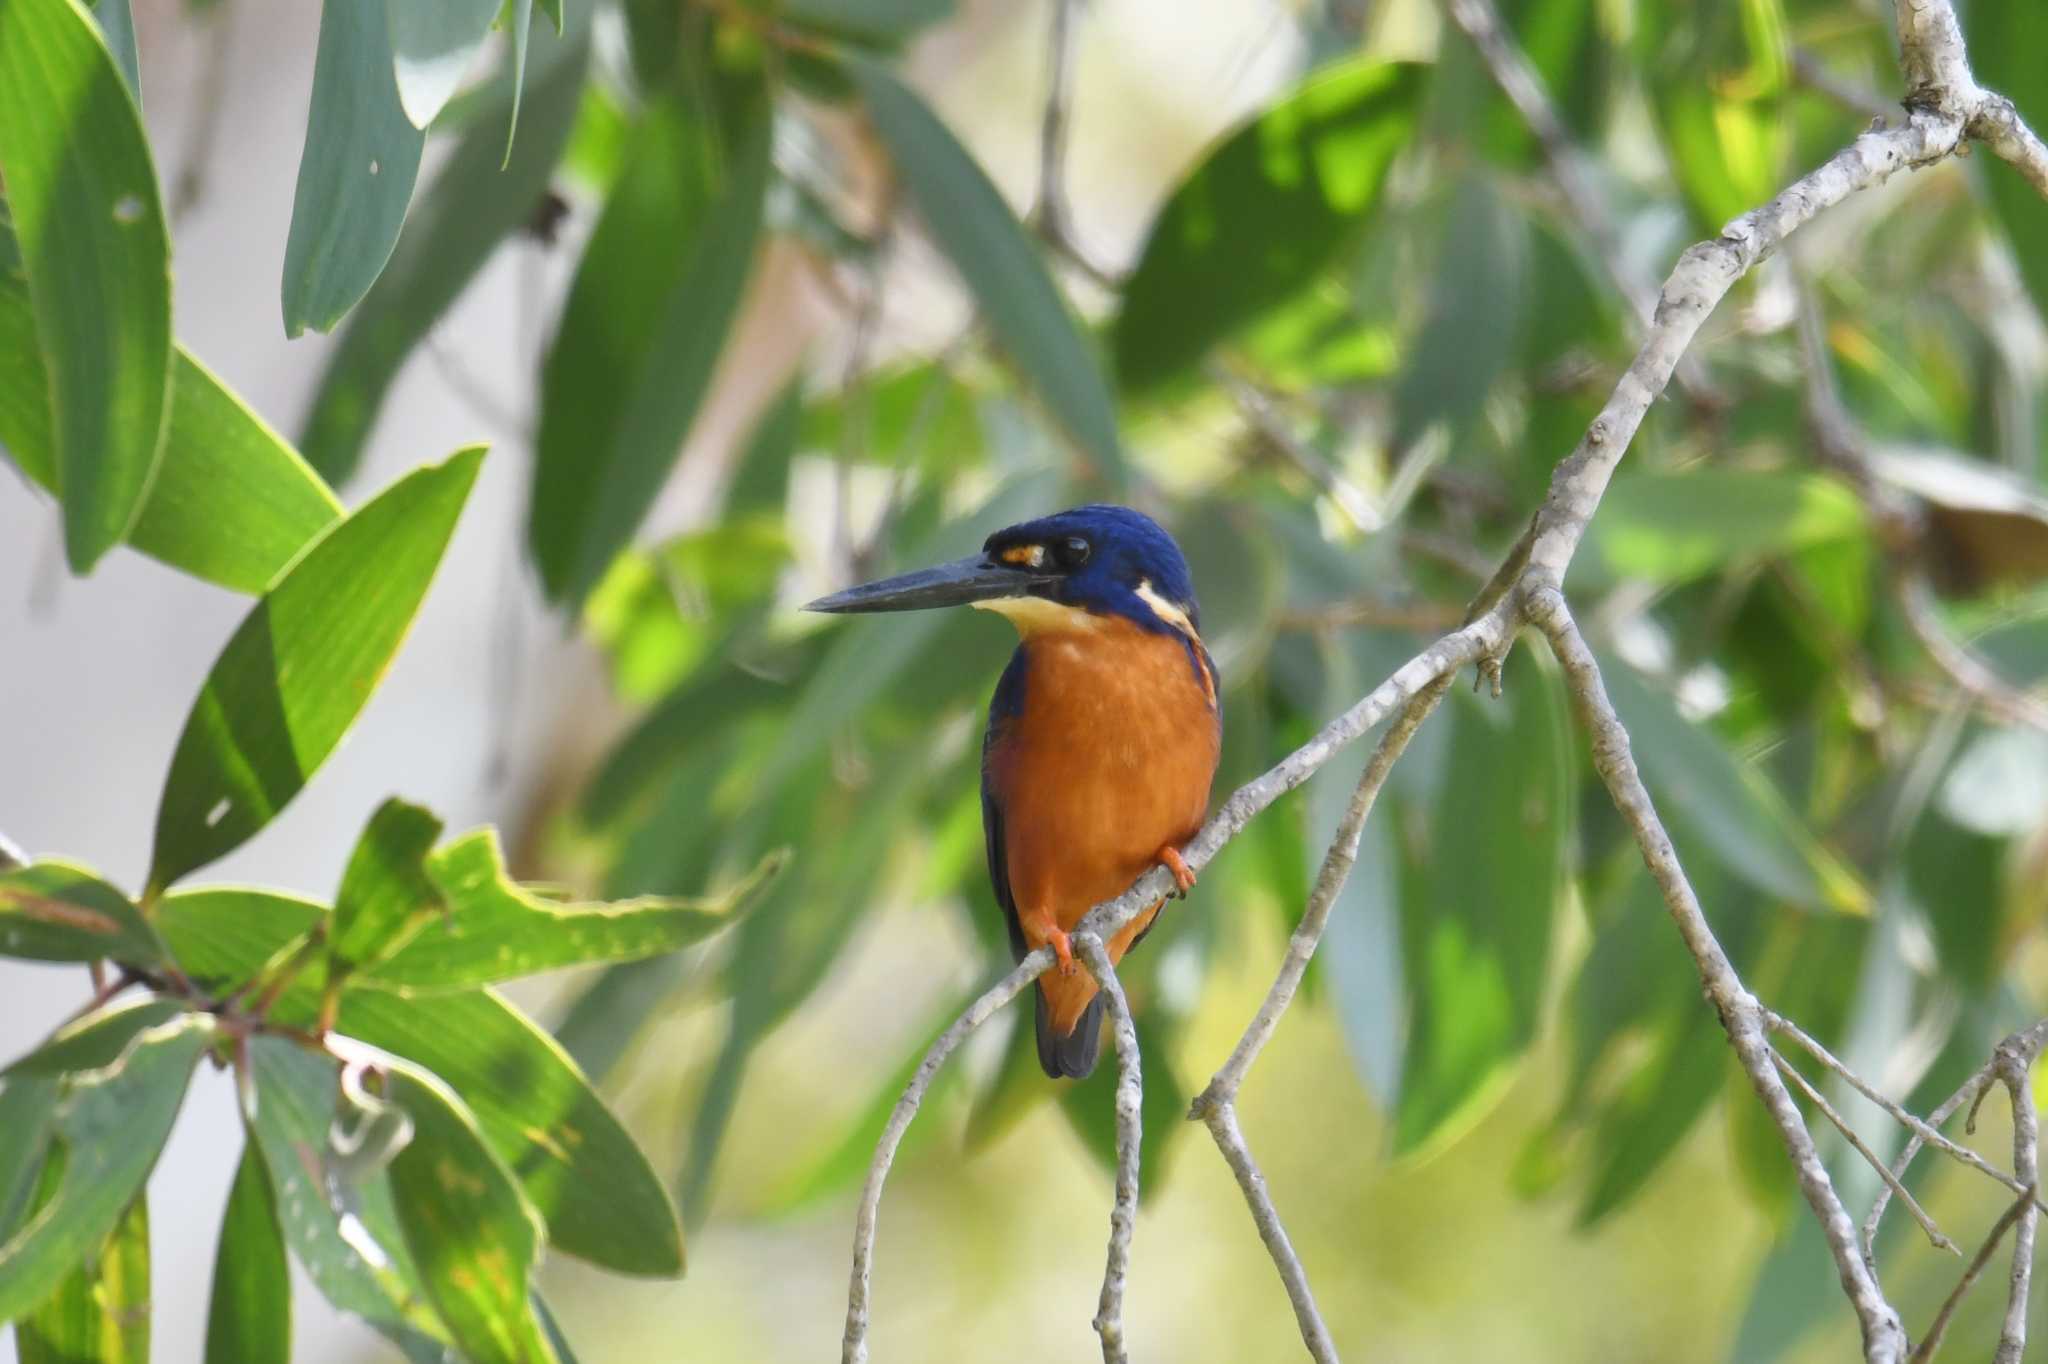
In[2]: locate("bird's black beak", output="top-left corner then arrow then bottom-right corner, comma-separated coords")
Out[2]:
803,555 -> 1037,614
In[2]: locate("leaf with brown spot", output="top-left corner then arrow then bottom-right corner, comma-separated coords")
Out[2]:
0,862 -> 163,966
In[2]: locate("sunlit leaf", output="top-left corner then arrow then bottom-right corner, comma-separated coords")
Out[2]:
1575,471 -> 1865,589
283,0 -> 427,335
329,798 -> 446,974
1114,58 -> 1427,394
0,1015 -> 209,1324
204,1141 -> 290,1364
1638,0 -> 1789,231
16,1177 -> 149,1364
301,9 -> 588,482
0,0 -> 172,571
847,56 -> 1123,480
530,61 -> 771,604
147,448 -> 484,893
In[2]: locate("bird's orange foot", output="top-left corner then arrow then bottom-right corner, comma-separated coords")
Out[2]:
1159,846 -> 1197,898
1048,928 -> 1077,976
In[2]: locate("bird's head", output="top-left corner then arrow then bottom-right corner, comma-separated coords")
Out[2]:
803,504 -> 1200,638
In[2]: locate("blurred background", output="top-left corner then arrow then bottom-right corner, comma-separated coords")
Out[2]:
7,0 -> 2048,1359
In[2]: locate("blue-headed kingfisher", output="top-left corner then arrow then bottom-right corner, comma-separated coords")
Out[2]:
806,506 -> 1220,1079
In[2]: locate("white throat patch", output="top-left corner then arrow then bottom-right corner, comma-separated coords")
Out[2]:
971,595 -> 1105,635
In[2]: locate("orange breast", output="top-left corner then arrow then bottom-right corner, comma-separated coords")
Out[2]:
988,616 -> 1220,1033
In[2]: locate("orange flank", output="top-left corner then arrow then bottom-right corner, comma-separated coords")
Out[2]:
984,611 -> 1221,1041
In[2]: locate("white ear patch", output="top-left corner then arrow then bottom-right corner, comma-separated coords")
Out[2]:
972,596 -> 1105,634
1134,579 -> 1195,635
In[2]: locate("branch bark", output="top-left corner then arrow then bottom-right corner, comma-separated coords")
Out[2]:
1076,933 -> 1140,1364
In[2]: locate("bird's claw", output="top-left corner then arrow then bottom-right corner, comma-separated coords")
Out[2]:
1049,928 -> 1077,976
1159,846 -> 1197,898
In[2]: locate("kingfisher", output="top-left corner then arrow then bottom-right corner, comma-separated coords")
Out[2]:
806,506 -> 1221,1078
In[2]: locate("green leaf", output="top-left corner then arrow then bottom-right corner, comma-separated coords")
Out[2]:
846,56 -> 1123,480
88,0 -> 138,105
358,832 -> 781,990
1392,175 -> 1527,444
385,0 -> 499,127
1113,58 -> 1427,395
530,63 -> 771,604
147,448 -> 484,893
301,10 -> 589,483
1960,2 -> 2048,320
1639,0 -> 1788,231
1598,656 -> 1868,913
339,988 -> 684,1276
1575,471 -> 1865,589
0,1014 -> 209,1324
1393,657 -> 1567,1156
17,1179 -> 149,1364
0,861 -> 164,966
384,1062 -> 556,1364
0,278 -> 344,592
769,0 -> 951,44
156,888 -> 324,994
4,1000 -> 190,1081
0,1082 -> 58,1241
204,1141 -> 290,1364
0,0 -> 172,571
503,0 -> 535,160
283,0 -> 427,335
330,798 -> 446,972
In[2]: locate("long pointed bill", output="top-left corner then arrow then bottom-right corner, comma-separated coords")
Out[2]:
803,555 -> 1037,614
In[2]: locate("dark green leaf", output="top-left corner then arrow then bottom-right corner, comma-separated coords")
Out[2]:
726,374 -> 806,514
0,1014 -> 209,1323
282,0 -> 427,335
0,861 -> 163,966
768,0 -> 950,44
0,1081 -> 57,1241
16,1179 -> 148,1364
1114,59 -> 1427,395
0,278 -> 344,592
503,0 -> 535,160
204,1141 -> 290,1364
1574,471 -> 1865,589
0,0 -> 172,571
359,833 -> 782,990
4,999 -> 189,1079
1598,656 -> 1867,913
89,0 -> 139,105
1394,656 -> 1567,1156
329,798 -> 446,972
847,56 -> 1123,480
147,447 -> 485,893
385,1063 -> 556,1364
386,0 -> 499,127
301,9 -> 589,482
530,62 -> 771,603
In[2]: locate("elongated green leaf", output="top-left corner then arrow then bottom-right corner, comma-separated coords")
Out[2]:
0,0 -> 172,570
386,0 -> 498,127
302,10 -> 589,482
5,1000 -> 189,1080
340,988 -> 683,1275
17,1178 -> 149,1364
1599,656 -> 1868,913
147,448 -> 484,893
1638,0 -> 1788,232
1392,175 -> 1526,444
330,799 -> 445,972
0,1015 -> 208,1323
283,0 -> 427,335
770,0 -> 951,43
385,1064 -> 555,1364
0,1082 -> 57,1241
846,56 -> 1123,479
157,888 -> 325,996
531,64 -> 771,604
1575,471 -> 1865,589
1394,657 -> 1567,1156
0,278 -> 343,592
0,861 -> 163,965
89,0 -> 137,104
204,1141 -> 289,1364
362,832 -> 782,990
1114,59 -> 1427,395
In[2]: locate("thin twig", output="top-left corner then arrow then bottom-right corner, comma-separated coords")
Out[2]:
1992,1030 -> 2043,1363
1031,0 -> 1117,288
1075,934 -> 1139,1364
1212,363 -> 1382,533
1909,1184 -> 2037,1364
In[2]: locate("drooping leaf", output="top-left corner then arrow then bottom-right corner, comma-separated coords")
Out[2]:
530,60 -> 771,604
16,1175 -> 149,1364
0,0 -> 172,571
1393,654 -> 1568,1156
204,1141 -> 290,1364
1114,58 -> 1427,394
846,56 -> 1124,480
0,1015 -> 209,1324
147,448 -> 484,893
329,798 -> 446,973
0,279 -> 343,592
385,0 -> 499,128
300,8 -> 589,483
282,0 -> 427,335
1575,470 -> 1866,589
384,1063 -> 557,1364
0,861 -> 164,966
1598,656 -> 1868,913
339,988 -> 684,1276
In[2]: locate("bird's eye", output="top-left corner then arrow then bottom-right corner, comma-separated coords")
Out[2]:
1054,536 -> 1091,568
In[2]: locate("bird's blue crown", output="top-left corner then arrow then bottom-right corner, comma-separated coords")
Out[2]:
982,504 -> 1200,636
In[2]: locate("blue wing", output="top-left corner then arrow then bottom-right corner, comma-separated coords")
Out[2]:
980,646 -> 1029,963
